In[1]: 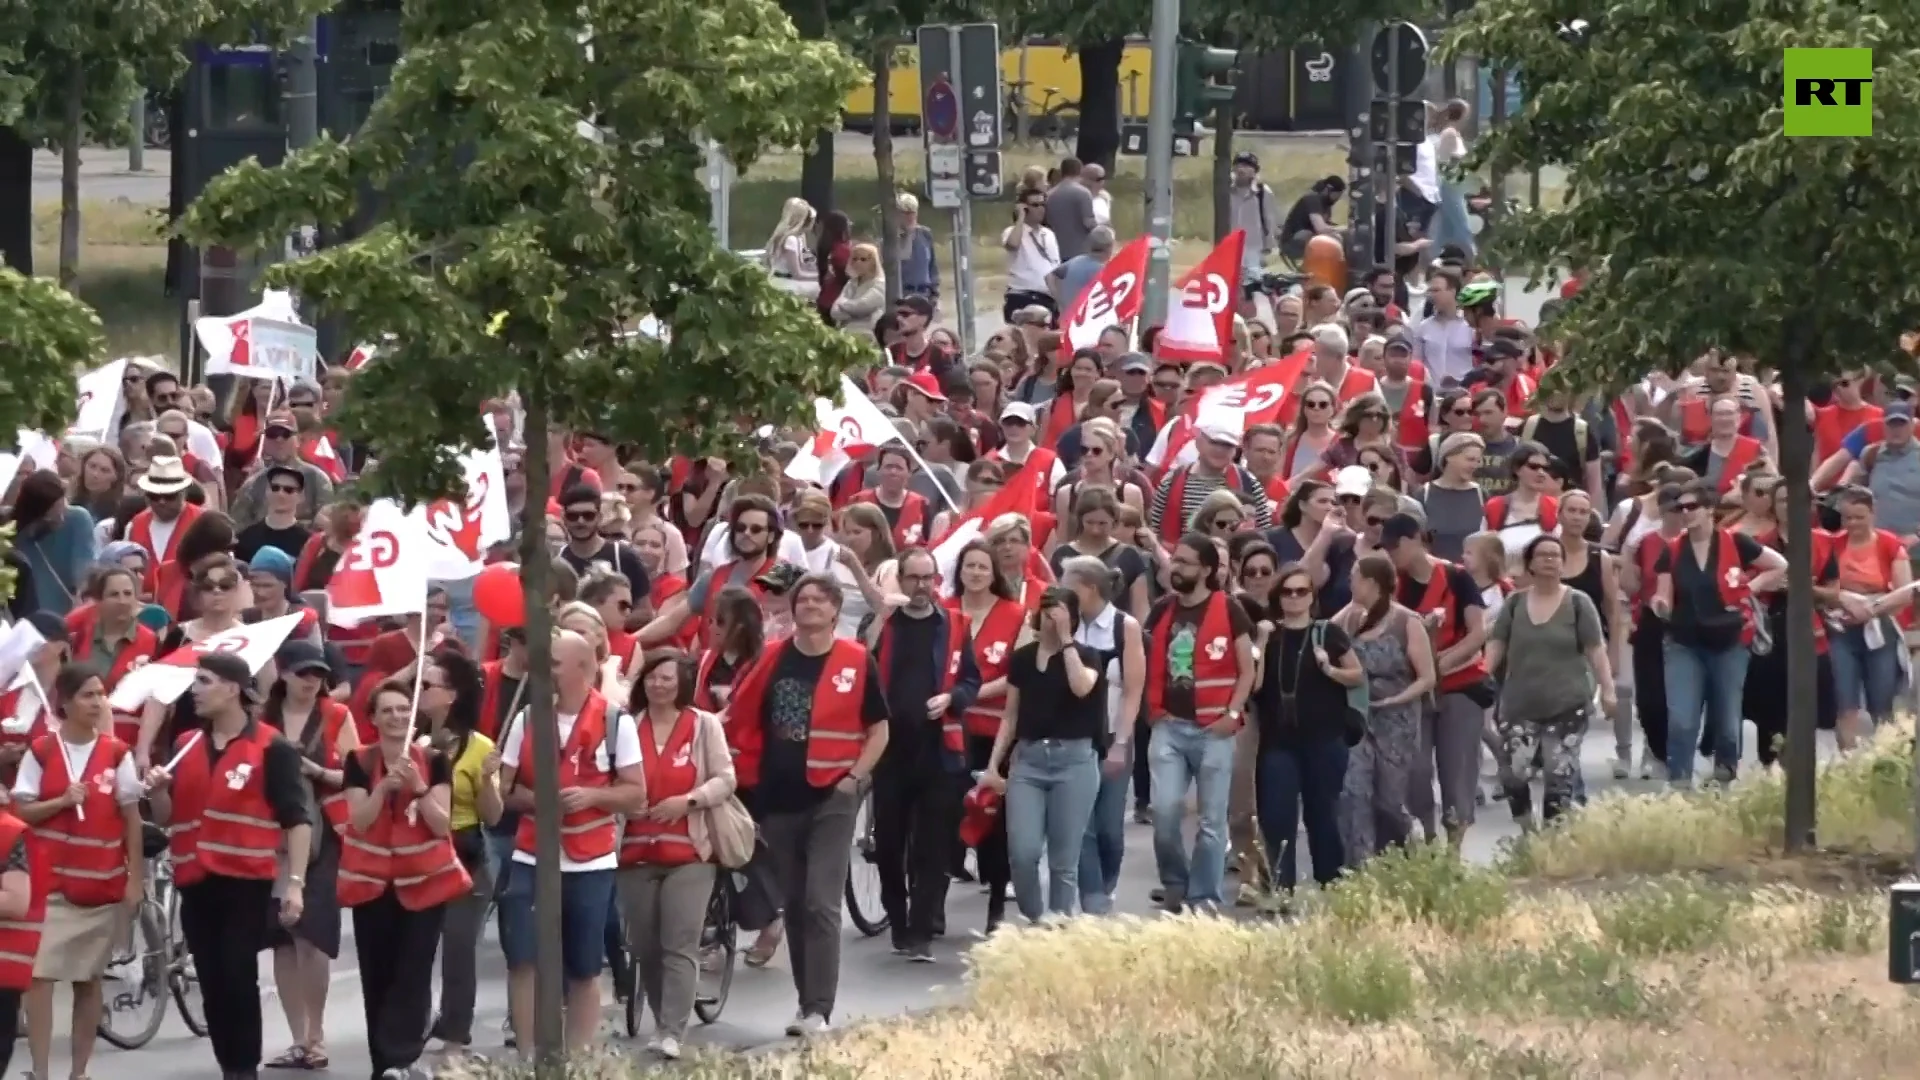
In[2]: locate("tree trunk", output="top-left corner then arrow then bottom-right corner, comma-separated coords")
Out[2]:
1074,39 -> 1124,171
873,46 -> 902,305
793,0 -> 835,213
59,63 -> 84,290
516,385 -> 564,1070
1780,364 -> 1819,852
1212,93 -> 1235,242
0,127 -> 31,275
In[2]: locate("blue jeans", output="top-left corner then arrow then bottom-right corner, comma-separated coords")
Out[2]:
1078,743 -> 1132,914
1148,718 -> 1236,907
1827,621 -> 1904,724
1257,737 -> 1348,890
1005,738 -> 1101,922
1663,639 -> 1750,782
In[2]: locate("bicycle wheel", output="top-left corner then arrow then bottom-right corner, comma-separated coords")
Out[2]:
1042,102 -> 1081,153
693,875 -> 738,1024
166,888 -> 206,1038
98,897 -> 170,1050
843,795 -> 888,937
623,951 -> 643,1038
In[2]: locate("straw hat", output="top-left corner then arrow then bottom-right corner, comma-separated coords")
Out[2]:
136,456 -> 193,495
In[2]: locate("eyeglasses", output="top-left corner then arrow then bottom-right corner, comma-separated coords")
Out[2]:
1675,501 -> 1704,513
1519,460 -> 1547,472
1210,517 -> 1239,530
1242,565 -> 1275,579
1083,445 -> 1107,458
900,572 -> 937,585
563,509 -> 599,522
793,519 -> 828,532
736,523 -> 769,535
269,483 -> 301,495
122,374 -> 144,385
147,491 -> 183,503
1001,418 -> 1031,428
1446,407 -> 1472,418
1304,399 -> 1334,411
289,399 -> 317,409
199,577 -> 238,593
1279,586 -> 1313,598
1366,517 -> 1387,527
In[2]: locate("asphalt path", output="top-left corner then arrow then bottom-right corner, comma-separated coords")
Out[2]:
53,717 -> 1833,1079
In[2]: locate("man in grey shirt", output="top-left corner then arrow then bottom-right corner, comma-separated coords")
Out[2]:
1044,158 -> 1098,262
1049,226 -> 1115,313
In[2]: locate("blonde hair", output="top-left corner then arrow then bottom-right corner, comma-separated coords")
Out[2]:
555,601 -> 609,660
985,512 -> 1032,548
895,191 -> 919,214
1188,488 -> 1245,532
763,197 -> 815,267
848,242 -> 882,282
1463,531 -> 1507,584
1080,417 -> 1125,462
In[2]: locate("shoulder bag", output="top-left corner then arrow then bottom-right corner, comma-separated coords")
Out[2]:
692,709 -> 757,869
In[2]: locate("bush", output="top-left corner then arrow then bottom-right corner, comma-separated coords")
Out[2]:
1321,841 -> 1513,936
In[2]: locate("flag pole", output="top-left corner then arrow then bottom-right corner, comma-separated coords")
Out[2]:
407,576 -> 430,743
23,666 -> 78,820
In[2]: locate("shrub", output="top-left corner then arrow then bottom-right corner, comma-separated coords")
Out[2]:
1591,879 -> 1736,955
1321,841 -> 1512,936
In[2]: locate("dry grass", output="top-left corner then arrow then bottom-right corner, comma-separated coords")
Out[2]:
30,196 -> 173,358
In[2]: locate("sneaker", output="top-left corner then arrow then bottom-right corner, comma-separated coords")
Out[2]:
785,1012 -> 809,1037
1149,886 -> 1166,904
1132,806 -> 1152,824
657,1036 -> 682,1060
1611,756 -> 1630,780
791,1014 -> 830,1038
906,941 -> 935,963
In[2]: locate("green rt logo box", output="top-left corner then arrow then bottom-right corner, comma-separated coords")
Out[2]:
1785,48 -> 1873,136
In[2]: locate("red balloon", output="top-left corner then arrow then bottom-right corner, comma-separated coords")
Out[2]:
473,562 -> 525,628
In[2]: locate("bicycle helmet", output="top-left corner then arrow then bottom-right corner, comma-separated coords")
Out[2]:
1457,280 -> 1502,308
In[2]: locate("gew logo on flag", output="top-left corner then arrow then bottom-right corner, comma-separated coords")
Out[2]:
1785,48 -> 1873,136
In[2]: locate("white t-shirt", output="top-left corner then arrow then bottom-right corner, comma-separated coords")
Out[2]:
1411,136 -> 1441,203
499,706 -> 643,872
1000,225 -> 1061,294
145,516 -> 180,562
13,736 -> 144,804
1092,189 -> 1112,227
186,421 -> 224,476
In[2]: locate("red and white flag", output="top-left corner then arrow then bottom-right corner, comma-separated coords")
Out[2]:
785,375 -> 904,487
1147,349 -> 1311,473
69,359 -> 128,438
327,500 -> 433,627
300,434 -> 348,483
1155,231 -> 1246,364
342,343 -> 377,371
416,445 -> 512,579
108,612 -> 306,711
1060,236 -> 1150,355
928,467 -> 1048,583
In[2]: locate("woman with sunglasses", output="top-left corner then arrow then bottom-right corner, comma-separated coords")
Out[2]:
1483,441 -> 1561,569
1485,535 -> 1617,824
1251,563 -> 1364,898
1649,479 -> 1785,786
582,569 -> 640,672
1189,489 -> 1248,546
1356,445 -> 1406,494
1321,393 -> 1400,475
1280,382 -> 1341,482
1409,389 -> 1479,481
1053,420 -> 1145,538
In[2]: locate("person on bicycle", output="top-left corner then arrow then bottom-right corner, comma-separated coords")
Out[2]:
11,663 -> 143,1080
1280,174 -> 1347,264
617,651 -> 736,1061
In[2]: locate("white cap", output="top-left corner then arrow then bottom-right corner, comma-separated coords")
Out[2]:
999,401 -> 1038,424
1333,465 -> 1373,498
1193,405 -> 1244,448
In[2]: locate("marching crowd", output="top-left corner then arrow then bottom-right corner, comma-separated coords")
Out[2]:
0,161 -> 1914,1080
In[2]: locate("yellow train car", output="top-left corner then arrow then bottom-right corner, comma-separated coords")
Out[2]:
844,39 -> 1154,125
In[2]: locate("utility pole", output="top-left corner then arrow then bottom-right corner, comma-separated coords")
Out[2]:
706,136 -> 734,245
287,18 -> 319,152
1142,0 -> 1180,328
128,90 -> 144,172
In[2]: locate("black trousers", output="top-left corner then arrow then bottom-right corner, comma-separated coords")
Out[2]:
1630,615 -> 1669,766
353,891 -> 444,1080
964,734 -> 1010,892
180,874 -> 275,1075
871,750 -> 961,946
0,987 -> 16,1075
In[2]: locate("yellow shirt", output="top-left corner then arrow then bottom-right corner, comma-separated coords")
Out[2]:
446,731 -> 495,831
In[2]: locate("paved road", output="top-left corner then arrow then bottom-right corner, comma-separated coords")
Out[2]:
49,717 -> 1826,1079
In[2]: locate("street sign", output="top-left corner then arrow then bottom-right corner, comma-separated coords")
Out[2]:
1369,23 -> 1430,96
965,151 -> 1002,198
924,76 -> 960,142
919,23 -> 1002,150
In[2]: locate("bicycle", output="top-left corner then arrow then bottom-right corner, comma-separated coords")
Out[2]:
1002,80 -> 1081,154
98,827 -> 204,1048
623,869 -> 740,1036
842,792 -> 887,937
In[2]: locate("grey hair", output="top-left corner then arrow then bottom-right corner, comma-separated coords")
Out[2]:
1059,554 -> 1119,602
1311,322 -> 1350,354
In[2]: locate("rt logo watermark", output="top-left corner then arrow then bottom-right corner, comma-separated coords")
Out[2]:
1784,48 -> 1872,136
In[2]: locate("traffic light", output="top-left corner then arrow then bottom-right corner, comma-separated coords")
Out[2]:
1176,41 -> 1238,125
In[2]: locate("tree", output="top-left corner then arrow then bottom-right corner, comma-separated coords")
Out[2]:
179,0 -> 867,1064
0,266 -> 105,423
1448,0 -> 1920,850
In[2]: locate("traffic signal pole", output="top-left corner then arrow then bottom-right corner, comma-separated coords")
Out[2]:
1143,0 -> 1180,329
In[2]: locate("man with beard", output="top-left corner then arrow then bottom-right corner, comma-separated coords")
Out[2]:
859,548 -> 980,959
1143,535 -> 1256,913
555,484 -> 650,620
636,495 -> 782,650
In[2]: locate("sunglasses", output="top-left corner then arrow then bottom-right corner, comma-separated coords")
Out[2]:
1519,460 -> 1547,472
1675,501 -> 1704,513
199,577 -> 239,593
1242,565 -> 1275,579
1366,517 -> 1387,527
794,519 -> 828,531
147,491 -> 183,503
1279,586 -> 1313,598
1339,494 -> 1364,504
1002,418 -> 1032,428
736,523 -> 769,535
1210,517 -> 1239,530
289,400 -> 317,409
1447,407 -> 1472,418
269,483 -> 301,495
1304,399 -> 1334,411
563,509 -> 599,522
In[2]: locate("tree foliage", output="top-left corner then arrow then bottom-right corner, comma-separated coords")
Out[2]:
0,266 -> 103,426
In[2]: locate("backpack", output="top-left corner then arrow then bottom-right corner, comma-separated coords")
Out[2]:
1254,183 -> 1272,241
1308,621 -> 1369,747
1519,414 -> 1588,464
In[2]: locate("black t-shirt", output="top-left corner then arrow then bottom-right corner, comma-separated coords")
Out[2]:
1281,192 -> 1332,238
235,520 -> 314,566
1395,563 -> 1485,638
1525,415 -> 1599,479
558,538 -> 651,607
1654,532 -> 1768,649
877,610 -> 942,765
754,644 -> 889,814
342,747 -> 455,791
1048,541 -> 1151,618
1007,641 -> 1107,743
1144,592 -> 1255,722
1256,623 -> 1353,748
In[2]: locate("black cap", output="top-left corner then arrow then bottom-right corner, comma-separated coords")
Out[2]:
1484,337 -> 1526,362
1378,513 -> 1427,549
275,640 -> 331,678
264,464 -> 306,489
1382,331 -> 1414,354
896,295 -> 935,318
1233,151 -> 1259,169
197,652 -> 256,696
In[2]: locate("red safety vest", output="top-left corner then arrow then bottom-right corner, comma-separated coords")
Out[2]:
725,637 -> 870,789
1145,591 -> 1240,728
129,504 -> 206,617
1710,435 -> 1765,495
987,446 -> 1058,514
876,608 -> 967,754
853,489 -> 932,548
950,596 -> 1025,738
0,688 -> 51,785
692,648 -> 733,713
698,556 -> 776,650
649,574 -> 698,650
512,692 -> 619,863
27,733 -> 131,906
0,812 -> 44,990
1414,559 -> 1489,694
1158,465 -> 1244,546
1390,377 -> 1431,452
1677,396 -> 1758,447
336,745 -> 472,911
619,709 -> 702,867
1666,530 -> 1754,646
167,724 -> 284,887
64,607 -> 158,746
1484,494 -> 1559,533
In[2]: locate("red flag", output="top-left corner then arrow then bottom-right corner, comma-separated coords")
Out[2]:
342,343 -> 376,371
1060,236 -> 1150,356
1153,350 -> 1312,473
929,465 -> 1046,550
1155,231 -> 1245,364
300,434 -> 348,483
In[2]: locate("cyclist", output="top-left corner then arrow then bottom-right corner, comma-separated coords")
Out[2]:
1279,173 -> 1345,264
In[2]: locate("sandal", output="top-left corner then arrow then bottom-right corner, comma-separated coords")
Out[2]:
743,921 -> 785,968
304,1046 -> 330,1070
264,1047 -> 311,1069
